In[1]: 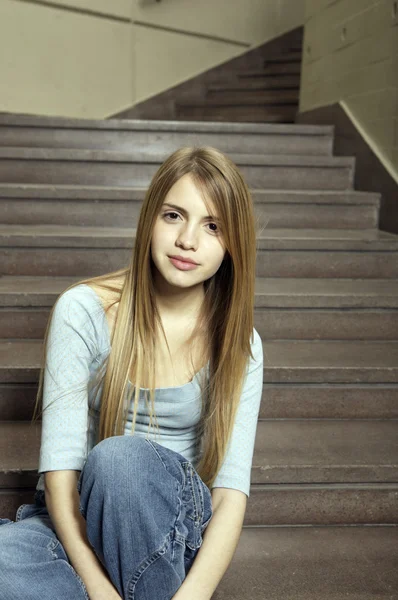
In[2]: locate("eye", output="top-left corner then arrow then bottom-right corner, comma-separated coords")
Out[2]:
162,211 -> 220,234
163,211 -> 180,221
207,222 -> 220,234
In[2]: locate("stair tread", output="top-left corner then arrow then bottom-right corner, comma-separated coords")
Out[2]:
0,185 -> 380,205
1,276 -> 398,308
216,526 -> 398,599
0,146 -> 354,167
0,225 -> 396,250
0,420 -> 397,479
0,113 -> 334,136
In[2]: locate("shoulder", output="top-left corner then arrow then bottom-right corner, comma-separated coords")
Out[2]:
50,284 -> 106,339
249,327 -> 263,363
54,284 -> 102,316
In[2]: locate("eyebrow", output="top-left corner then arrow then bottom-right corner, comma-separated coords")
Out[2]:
162,202 -> 219,221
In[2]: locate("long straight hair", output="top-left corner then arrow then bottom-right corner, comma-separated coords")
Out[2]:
32,146 -> 259,490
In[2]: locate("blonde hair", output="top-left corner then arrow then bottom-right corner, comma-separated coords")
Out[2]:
32,146 -> 259,490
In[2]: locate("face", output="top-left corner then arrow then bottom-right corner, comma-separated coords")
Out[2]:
150,173 -> 226,293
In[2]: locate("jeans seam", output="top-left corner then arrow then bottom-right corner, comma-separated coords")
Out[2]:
144,439 -> 185,494
46,538 -> 90,599
64,562 -> 90,600
15,504 -> 28,522
183,463 -> 202,525
47,538 -> 61,560
126,530 -> 172,600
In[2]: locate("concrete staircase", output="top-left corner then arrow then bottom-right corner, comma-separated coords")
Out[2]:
113,27 -> 303,123
0,113 -> 397,599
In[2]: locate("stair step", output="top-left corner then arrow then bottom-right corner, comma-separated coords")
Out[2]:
181,91 -> 299,106
263,51 -> 302,64
1,275 -> 397,308
176,105 -> 297,123
2,305 -> 398,341
207,75 -> 301,90
2,339 -> 398,384
1,276 -> 398,340
3,225 -> 394,250
214,526 -> 398,599
0,148 -> 354,190
242,63 -> 302,76
1,226 -> 397,278
252,420 -> 398,483
0,421 -> 397,524
0,185 -> 380,229
205,89 -> 299,104
1,381 -> 397,421
0,114 -> 334,155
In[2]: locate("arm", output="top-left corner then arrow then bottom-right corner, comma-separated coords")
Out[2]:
172,487 -> 246,600
38,289 -> 119,598
44,470 -> 122,600
173,328 -> 264,599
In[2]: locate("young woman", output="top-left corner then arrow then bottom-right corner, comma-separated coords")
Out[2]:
0,146 -> 263,600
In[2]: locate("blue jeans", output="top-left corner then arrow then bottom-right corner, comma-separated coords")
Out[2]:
0,435 -> 213,600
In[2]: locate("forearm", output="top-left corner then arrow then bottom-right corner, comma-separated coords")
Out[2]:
172,494 -> 246,600
44,471 -> 122,600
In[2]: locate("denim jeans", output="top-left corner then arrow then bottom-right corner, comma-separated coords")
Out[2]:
0,435 -> 213,600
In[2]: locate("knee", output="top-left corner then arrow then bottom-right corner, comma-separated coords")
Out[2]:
0,524 -> 12,565
0,523 -> 32,567
83,435 -> 155,485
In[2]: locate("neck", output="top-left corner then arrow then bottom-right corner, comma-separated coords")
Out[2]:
153,277 -> 205,321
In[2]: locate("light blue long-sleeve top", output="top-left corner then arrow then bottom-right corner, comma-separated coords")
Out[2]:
37,284 -> 263,497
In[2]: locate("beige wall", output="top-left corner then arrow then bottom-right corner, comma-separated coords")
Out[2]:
0,0 -> 304,118
300,0 -> 398,178
132,0 -> 304,104
0,0 -> 133,118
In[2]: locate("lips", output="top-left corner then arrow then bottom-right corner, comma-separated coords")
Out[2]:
169,256 -> 199,271
168,255 -> 198,265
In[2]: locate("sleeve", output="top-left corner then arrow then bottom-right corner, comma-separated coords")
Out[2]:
210,328 -> 263,498
38,288 -> 99,475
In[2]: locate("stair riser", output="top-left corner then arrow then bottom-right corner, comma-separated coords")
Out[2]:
0,199 -> 378,229
2,361 -> 397,384
257,310 -> 398,339
0,491 -> 37,521
202,71 -> 301,83
252,465 -> 398,484
0,127 -> 333,155
262,367 -> 398,384
260,385 -> 398,419
211,63 -> 301,78
1,384 -> 396,421
1,249 -> 396,279
256,252 -> 398,278
263,52 -> 302,64
246,487 -> 398,525
2,308 -> 397,340
0,160 -> 353,190
206,90 -> 299,104
1,487 -> 396,525
5,421 -> 396,485
249,63 -> 302,76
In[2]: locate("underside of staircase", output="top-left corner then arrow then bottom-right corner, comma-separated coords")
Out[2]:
0,112 -> 397,599
112,27 -> 303,123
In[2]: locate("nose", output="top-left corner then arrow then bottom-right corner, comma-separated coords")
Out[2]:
176,222 -> 199,251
